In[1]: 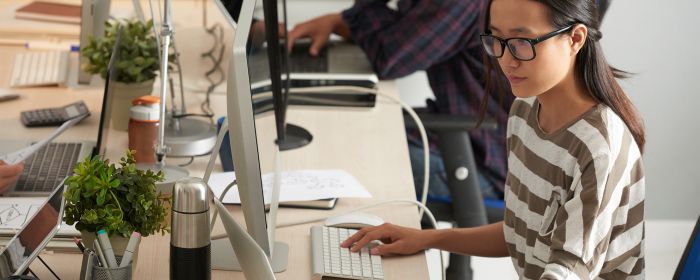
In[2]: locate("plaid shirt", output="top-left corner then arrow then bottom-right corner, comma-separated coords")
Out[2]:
342,0 -> 514,192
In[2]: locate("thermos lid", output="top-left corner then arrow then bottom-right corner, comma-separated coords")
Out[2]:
172,177 -> 210,213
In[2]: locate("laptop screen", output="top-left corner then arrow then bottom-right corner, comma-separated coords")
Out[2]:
93,27 -> 123,157
0,185 -> 65,277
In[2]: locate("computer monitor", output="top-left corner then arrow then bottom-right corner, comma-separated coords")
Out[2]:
213,0 -> 289,272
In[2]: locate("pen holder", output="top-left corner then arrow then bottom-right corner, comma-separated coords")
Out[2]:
88,254 -> 132,280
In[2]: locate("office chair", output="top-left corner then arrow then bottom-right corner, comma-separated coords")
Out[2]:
404,101 -> 504,280
673,215 -> 700,280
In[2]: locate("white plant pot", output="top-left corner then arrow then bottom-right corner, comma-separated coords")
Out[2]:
110,80 -> 155,131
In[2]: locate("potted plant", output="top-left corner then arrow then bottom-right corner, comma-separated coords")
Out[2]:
63,150 -> 169,267
81,19 -> 160,131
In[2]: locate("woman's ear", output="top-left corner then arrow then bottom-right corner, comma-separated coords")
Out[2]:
569,24 -> 588,55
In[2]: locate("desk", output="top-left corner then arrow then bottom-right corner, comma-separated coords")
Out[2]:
0,5 -> 429,278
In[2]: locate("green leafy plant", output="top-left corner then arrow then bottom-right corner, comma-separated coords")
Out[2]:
80,19 -> 159,84
63,150 -> 169,237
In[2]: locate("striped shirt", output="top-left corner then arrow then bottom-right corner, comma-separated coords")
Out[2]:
503,97 -> 645,280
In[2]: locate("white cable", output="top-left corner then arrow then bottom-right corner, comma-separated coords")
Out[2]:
207,117 -> 229,231
210,180 -> 237,232
266,145 -> 283,256
203,85 -> 440,279
206,86 -> 431,220
253,86 -> 431,217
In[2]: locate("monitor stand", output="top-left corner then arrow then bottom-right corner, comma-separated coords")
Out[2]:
211,238 -> 289,272
276,123 -> 312,151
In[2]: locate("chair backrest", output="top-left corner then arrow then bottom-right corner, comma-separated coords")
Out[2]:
674,215 -> 700,280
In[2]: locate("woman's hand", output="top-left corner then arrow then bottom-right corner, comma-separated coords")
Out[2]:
341,223 -> 429,256
0,161 -> 24,193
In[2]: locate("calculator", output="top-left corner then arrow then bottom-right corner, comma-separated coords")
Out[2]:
20,101 -> 90,127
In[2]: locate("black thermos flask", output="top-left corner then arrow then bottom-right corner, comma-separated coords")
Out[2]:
170,177 -> 211,280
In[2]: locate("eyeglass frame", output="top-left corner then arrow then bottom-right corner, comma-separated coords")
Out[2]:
480,25 -> 575,61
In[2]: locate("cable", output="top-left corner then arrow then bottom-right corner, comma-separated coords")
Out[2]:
177,156 -> 195,167
207,118 -> 233,232
202,86 -> 440,279
252,85 -> 431,217
210,179 -> 237,232
266,145 -> 283,256
37,255 -> 61,280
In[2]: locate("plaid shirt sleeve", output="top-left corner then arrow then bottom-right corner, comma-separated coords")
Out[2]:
341,0 -> 485,79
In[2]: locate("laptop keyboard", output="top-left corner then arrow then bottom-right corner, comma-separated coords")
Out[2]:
286,46 -> 329,73
15,142 -> 82,193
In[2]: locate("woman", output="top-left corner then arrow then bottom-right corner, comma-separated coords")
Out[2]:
341,0 -> 646,279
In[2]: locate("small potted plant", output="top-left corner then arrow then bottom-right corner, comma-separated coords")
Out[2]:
63,150 -> 169,266
80,19 -> 160,131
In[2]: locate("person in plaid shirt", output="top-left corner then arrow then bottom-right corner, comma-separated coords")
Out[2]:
288,0 -> 514,201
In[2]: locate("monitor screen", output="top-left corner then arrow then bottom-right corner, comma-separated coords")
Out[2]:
0,185 -> 64,277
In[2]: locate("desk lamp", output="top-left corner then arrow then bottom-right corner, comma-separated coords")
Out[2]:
136,0 -> 189,191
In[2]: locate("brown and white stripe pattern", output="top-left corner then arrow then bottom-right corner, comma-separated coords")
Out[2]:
503,97 -> 645,280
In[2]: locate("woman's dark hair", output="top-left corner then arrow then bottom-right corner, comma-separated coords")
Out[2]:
481,0 -> 645,153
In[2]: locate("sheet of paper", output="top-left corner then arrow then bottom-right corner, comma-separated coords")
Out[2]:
0,115 -> 85,165
0,197 -> 79,236
208,169 -> 372,204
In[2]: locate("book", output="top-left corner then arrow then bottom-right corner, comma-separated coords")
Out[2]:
15,1 -> 81,24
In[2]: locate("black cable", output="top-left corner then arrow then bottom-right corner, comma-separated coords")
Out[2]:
172,113 -> 214,119
178,156 -> 195,167
25,267 -> 36,277
37,255 -> 61,280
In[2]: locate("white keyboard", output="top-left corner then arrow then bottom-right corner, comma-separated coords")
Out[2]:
10,51 -> 69,88
311,226 -> 385,280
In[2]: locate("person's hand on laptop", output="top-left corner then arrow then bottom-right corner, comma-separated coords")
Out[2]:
287,13 -> 352,56
0,161 -> 24,193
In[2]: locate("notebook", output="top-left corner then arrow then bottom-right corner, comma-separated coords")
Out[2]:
14,1 -> 81,24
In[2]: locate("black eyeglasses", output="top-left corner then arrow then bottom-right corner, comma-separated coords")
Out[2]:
480,25 -> 574,61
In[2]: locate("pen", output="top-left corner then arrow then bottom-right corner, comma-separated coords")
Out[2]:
94,241 -> 115,280
97,229 -> 119,269
119,231 -> 141,267
73,236 -> 86,253
93,240 -> 109,268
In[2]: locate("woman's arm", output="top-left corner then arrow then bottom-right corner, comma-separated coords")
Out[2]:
426,221 -> 509,257
342,221 -> 509,257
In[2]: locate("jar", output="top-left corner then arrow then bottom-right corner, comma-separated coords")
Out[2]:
128,96 -> 160,163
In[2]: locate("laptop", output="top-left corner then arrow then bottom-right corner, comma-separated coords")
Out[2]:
0,184 -> 66,277
673,215 -> 700,280
0,30 -> 122,196
215,0 -> 378,90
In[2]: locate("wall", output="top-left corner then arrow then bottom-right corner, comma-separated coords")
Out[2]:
601,0 -> 700,219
